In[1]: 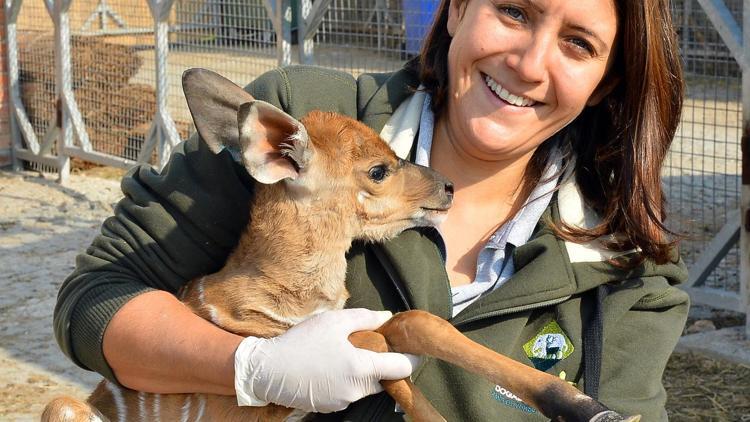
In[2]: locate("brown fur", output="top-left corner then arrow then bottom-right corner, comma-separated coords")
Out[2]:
42,93 -> 452,421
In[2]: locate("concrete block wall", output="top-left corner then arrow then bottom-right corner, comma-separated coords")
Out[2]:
0,5 -> 11,167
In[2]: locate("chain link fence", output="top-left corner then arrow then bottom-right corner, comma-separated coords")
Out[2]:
7,0 -> 748,322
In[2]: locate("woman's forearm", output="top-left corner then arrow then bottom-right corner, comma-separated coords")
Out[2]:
102,290 -> 243,395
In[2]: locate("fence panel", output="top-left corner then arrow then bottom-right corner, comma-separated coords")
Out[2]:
301,0 -> 439,76
69,0 -> 158,163
165,0 -> 279,140
17,1 -> 53,144
667,0 -> 744,315
12,0 -> 58,172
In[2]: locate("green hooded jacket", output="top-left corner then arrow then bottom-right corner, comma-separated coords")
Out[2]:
54,65 -> 689,421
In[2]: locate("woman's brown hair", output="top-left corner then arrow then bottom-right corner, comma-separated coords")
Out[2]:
414,0 -> 685,265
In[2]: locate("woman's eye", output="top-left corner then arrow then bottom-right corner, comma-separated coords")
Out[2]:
368,165 -> 388,182
499,5 -> 526,22
568,38 -> 595,55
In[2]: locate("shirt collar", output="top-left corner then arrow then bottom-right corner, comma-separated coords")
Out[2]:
505,152 -> 562,247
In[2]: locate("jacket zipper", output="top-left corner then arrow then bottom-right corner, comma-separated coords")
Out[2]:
452,296 -> 572,327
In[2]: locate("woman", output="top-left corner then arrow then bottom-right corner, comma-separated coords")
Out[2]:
54,0 -> 689,420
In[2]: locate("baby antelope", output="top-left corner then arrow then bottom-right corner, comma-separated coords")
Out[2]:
41,68 -> 453,422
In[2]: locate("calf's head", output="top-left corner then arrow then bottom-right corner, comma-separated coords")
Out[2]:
183,68 -> 453,241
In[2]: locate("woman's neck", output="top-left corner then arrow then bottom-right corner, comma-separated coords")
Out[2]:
430,119 -> 539,287
430,119 -> 534,209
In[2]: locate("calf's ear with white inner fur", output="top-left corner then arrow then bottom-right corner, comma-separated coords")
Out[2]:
238,100 -> 312,184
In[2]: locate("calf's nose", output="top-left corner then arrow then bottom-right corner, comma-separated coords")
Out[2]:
444,182 -> 454,203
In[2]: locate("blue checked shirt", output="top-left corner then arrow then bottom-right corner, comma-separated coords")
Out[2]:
414,94 -> 562,317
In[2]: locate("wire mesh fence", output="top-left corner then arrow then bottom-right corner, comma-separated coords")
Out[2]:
167,0 -> 278,134
16,0 -> 55,164
309,0 -> 407,75
8,0 -> 746,314
70,0 -> 153,161
667,0 -> 743,297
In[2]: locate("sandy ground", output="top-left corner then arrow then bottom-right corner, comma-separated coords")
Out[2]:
0,169 -> 117,421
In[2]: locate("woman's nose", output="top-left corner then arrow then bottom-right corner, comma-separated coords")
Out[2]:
505,35 -> 551,84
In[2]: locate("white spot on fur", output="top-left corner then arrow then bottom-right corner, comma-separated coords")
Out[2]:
180,396 -> 192,422
152,393 -> 161,422
197,278 -> 206,305
412,209 -> 447,228
257,306 -> 307,326
195,395 -> 206,420
426,211 -> 448,226
197,278 -> 221,325
103,381 -> 126,422
287,130 -> 306,144
357,191 -> 370,204
285,409 -> 310,421
206,304 -> 220,325
61,407 -> 75,420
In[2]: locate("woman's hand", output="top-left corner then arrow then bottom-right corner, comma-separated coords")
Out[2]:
234,308 -> 419,413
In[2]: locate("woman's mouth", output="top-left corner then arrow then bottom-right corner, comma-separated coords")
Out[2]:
483,74 -> 537,107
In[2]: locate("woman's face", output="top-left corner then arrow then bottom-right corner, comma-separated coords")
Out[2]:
442,0 -> 618,162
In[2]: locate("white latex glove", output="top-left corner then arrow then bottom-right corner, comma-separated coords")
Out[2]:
234,308 -> 419,413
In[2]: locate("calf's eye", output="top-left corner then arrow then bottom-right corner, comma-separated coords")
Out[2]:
368,165 -> 388,182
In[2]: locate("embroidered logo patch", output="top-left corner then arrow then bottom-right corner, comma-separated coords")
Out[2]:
523,320 -> 574,371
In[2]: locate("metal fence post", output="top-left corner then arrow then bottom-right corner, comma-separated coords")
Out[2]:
52,0 -> 72,183
742,0 -> 750,339
262,0 -> 292,66
143,0 -> 179,169
280,0 -> 291,66
298,0 -> 313,64
297,0 -> 334,66
697,0 -> 745,65
5,0 -> 25,171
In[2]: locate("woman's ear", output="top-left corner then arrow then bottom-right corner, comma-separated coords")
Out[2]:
586,74 -> 620,106
447,0 -> 468,37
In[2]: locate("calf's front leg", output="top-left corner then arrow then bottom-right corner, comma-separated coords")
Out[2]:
355,310 -> 640,422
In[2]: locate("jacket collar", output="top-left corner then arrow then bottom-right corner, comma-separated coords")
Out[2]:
357,66 -> 421,136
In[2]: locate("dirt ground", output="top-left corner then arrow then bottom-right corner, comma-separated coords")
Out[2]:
0,168 -> 748,421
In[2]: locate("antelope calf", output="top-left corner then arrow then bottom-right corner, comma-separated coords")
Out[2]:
42,68 -> 453,422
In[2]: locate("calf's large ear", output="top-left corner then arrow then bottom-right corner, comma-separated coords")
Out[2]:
238,100 -> 312,184
182,68 -> 255,153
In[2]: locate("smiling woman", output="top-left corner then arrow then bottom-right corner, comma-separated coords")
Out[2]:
441,0 -> 617,160
53,0 -> 688,421
428,0 -> 622,287
421,0 -> 683,272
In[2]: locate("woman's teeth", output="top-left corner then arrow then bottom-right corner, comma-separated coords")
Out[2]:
484,75 -> 535,107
